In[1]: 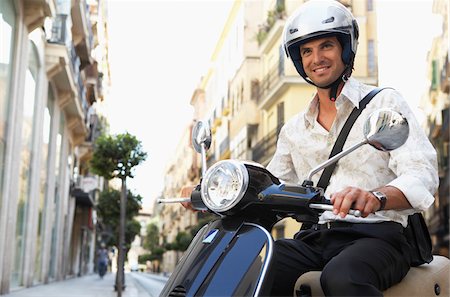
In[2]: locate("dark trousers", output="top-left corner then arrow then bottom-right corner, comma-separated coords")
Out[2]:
270,222 -> 412,296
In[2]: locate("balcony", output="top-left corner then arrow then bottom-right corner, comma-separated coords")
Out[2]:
256,1 -> 286,47
257,62 -> 305,111
213,117 -> 222,129
222,107 -> 230,116
23,0 -> 55,32
46,16 -> 89,144
252,124 -> 283,166
206,153 -> 216,168
219,136 -> 230,160
71,0 -> 94,68
71,176 -> 98,207
85,112 -> 102,143
84,62 -> 100,104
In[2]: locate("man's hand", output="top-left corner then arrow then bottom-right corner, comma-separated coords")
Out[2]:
330,186 -> 381,218
331,185 -> 411,218
180,185 -> 196,211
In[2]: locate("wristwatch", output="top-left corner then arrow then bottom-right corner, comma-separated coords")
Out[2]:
370,191 -> 387,211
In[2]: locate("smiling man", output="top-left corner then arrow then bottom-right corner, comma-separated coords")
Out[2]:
267,0 -> 438,296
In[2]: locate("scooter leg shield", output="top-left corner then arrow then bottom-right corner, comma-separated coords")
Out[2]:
160,220 -> 276,297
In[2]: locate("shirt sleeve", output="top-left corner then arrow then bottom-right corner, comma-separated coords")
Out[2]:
379,89 -> 439,211
266,124 -> 299,184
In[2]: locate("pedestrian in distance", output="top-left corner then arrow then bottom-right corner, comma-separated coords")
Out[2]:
97,243 -> 109,279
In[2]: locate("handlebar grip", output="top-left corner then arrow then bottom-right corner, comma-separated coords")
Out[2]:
309,203 -> 361,217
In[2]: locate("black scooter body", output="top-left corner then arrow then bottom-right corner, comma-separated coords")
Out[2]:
160,217 -> 275,297
160,164 -> 323,297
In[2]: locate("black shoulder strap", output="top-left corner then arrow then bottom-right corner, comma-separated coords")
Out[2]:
317,87 -> 387,191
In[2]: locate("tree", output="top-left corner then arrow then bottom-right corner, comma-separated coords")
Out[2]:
90,132 -> 147,180
96,189 -> 142,249
91,132 -> 147,296
143,223 -> 160,252
174,231 -> 192,251
142,223 -> 165,266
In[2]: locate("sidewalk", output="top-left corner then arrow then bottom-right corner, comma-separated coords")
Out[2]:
4,273 -> 150,297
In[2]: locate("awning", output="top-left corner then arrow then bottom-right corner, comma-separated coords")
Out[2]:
71,188 -> 94,207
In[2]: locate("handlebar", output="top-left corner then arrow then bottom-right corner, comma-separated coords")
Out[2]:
157,185 -> 362,218
309,203 -> 361,217
157,197 -> 190,203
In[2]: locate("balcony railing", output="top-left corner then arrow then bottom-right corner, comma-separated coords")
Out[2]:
206,153 -> 216,168
219,136 -> 229,158
256,1 -> 286,45
70,44 -> 89,116
252,124 -> 283,165
49,14 -> 89,119
48,14 -> 70,45
258,63 -> 284,104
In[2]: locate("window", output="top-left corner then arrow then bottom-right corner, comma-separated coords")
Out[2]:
49,113 -> 65,280
13,39 -> 41,288
278,45 -> 285,75
431,60 -> 439,90
368,39 -> 376,76
277,102 -> 284,135
367,0 -> 373,11
0,0 -> 16,217
35,86 -> 55,284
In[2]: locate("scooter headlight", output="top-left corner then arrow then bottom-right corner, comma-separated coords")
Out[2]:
201,160 -> 249,212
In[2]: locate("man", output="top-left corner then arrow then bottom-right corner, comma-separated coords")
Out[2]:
267,0 -> 438,296
97,243 -> 109,278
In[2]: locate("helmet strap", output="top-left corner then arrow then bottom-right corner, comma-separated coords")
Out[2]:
318,64 -> 352,101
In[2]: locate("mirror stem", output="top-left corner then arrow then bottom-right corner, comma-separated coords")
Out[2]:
306,140 -> 367,182
201,142 -> 208,176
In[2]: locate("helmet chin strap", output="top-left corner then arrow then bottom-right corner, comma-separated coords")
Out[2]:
304,64 -> 352,102
317,66 -> 352,101
319,75 -> 344,102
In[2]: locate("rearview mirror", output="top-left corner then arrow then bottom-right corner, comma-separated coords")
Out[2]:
192,120 -> 211,154
364,108 -> 409,151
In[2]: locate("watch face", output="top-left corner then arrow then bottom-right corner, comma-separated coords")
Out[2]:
373,191 -> 385,199
371,191 -> 387,210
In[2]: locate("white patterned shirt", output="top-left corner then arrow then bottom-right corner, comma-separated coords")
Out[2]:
266,77 -> 438,227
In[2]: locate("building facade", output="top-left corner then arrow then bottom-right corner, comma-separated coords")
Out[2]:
421,0 -> 449,257
0,0 -> 109,294
159,124 -> 200,273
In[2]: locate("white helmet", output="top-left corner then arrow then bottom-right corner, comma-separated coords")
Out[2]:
283,0 -> 359,88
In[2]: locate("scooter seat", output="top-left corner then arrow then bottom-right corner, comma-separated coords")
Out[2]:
294,255 -> 450,296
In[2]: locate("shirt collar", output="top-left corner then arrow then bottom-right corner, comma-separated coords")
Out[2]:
304,95 -> 319,128
303,77 -> 368,127
339,77 -> 365,109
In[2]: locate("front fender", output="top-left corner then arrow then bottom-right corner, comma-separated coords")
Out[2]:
160,219 -> 274,297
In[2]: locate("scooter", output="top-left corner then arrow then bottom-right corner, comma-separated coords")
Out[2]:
158,109 -> 449,297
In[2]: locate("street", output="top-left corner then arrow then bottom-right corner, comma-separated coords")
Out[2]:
3,272 -> 168,297
128,273 -> 168,297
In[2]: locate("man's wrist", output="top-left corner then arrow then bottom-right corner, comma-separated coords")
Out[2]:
370,190 -> 387,211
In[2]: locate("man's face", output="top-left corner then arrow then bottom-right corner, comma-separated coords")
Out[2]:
299,36 -> 345,88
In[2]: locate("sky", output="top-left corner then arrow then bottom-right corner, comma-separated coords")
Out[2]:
106,0 -> 234,210
105,0 -> 443,211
